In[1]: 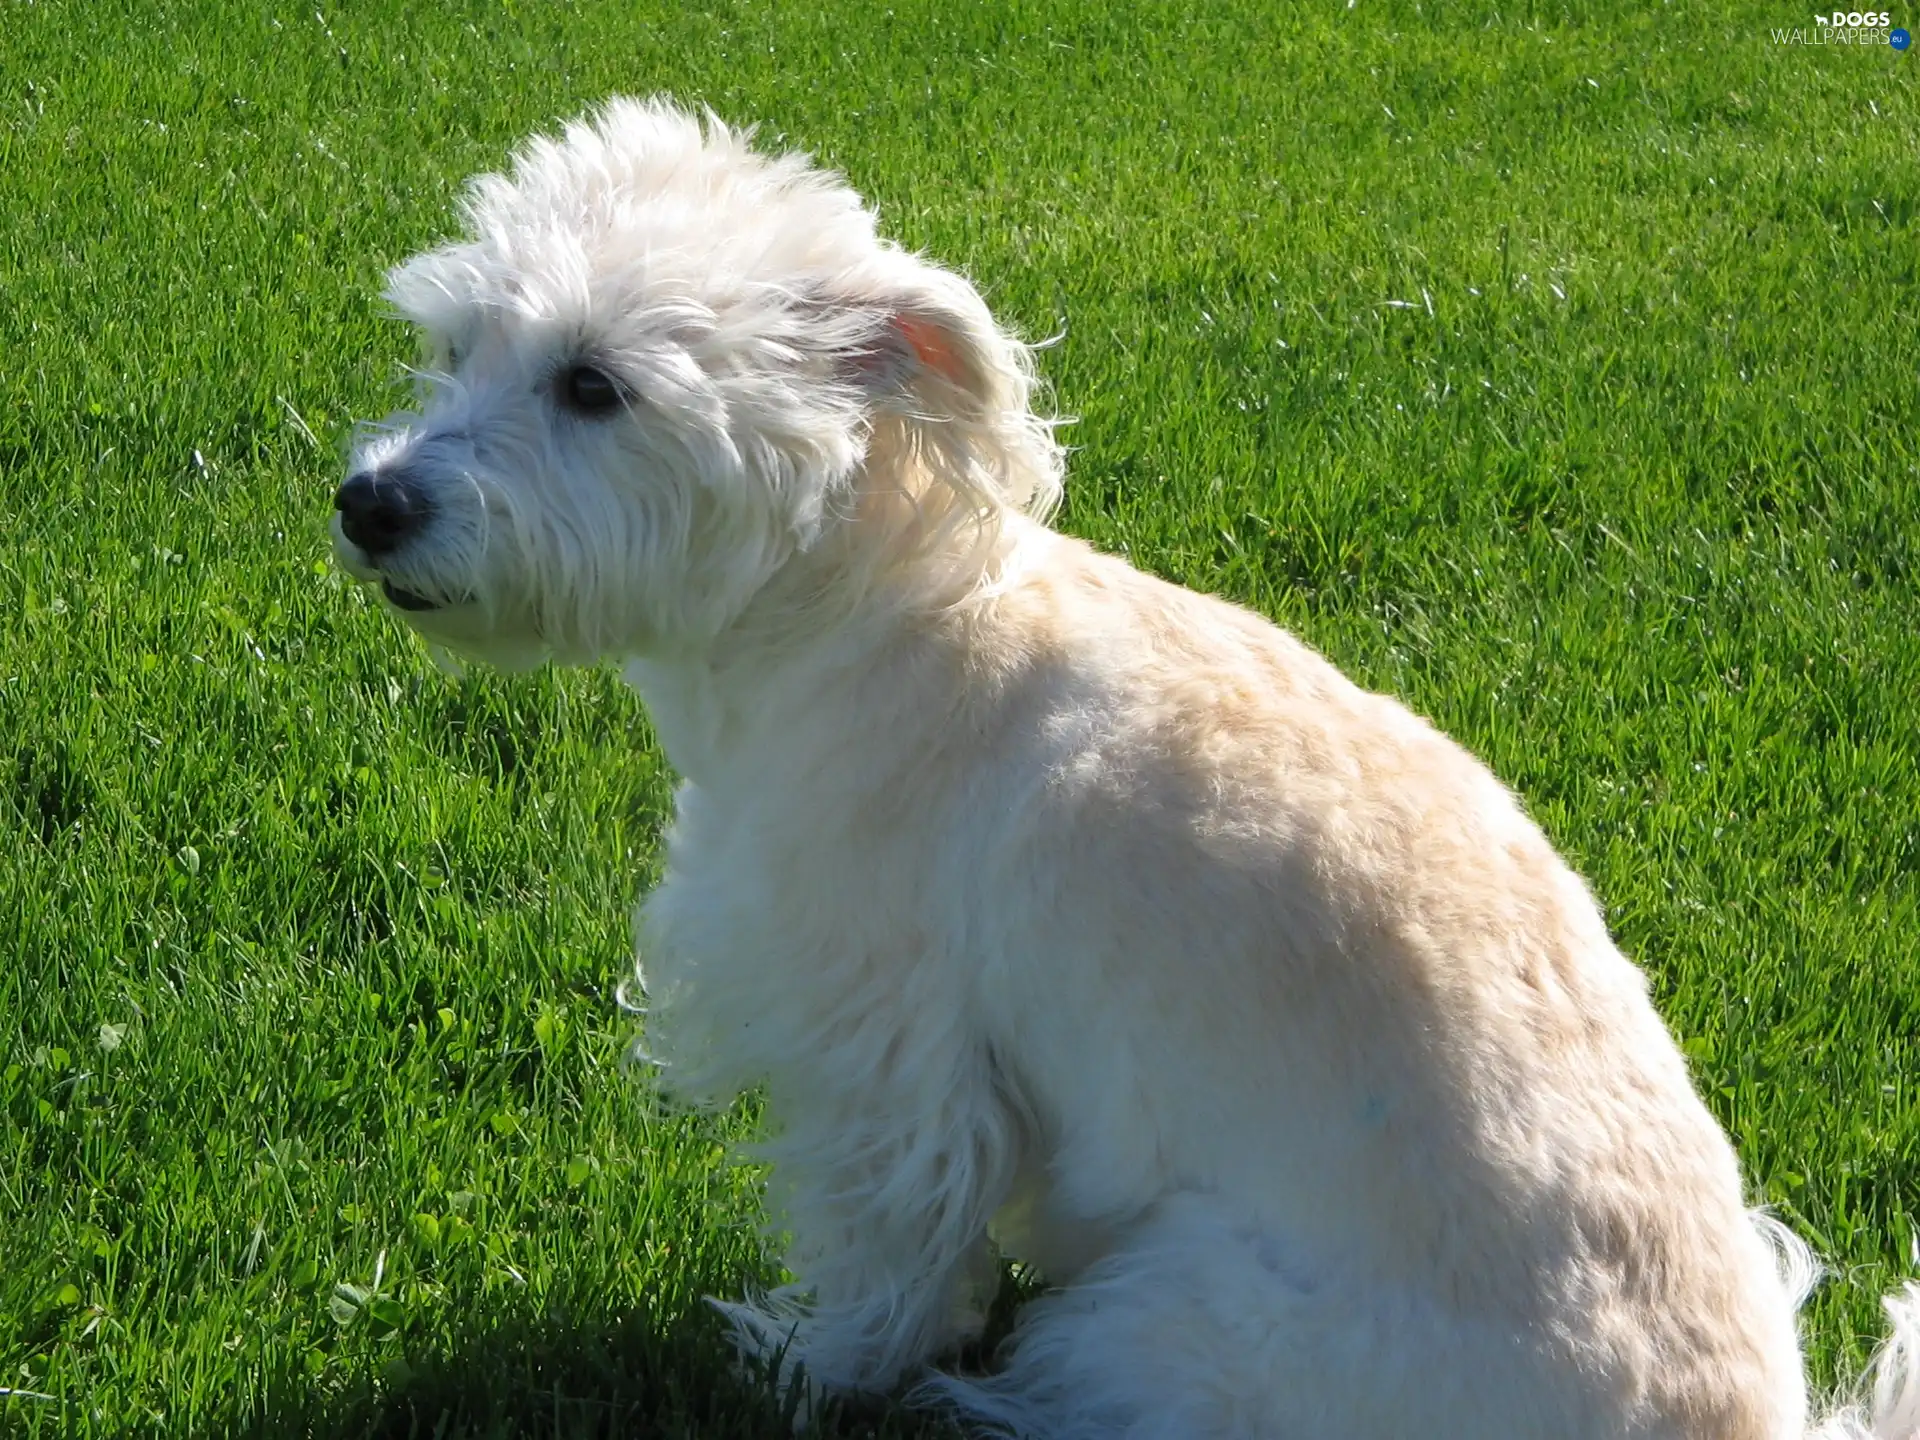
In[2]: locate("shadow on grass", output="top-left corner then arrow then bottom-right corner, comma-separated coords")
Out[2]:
214,1281 -> 987,1440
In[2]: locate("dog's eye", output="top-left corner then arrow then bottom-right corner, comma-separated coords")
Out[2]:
560,364 -> 624,415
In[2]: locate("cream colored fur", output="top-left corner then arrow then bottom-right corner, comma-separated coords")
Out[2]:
334,97 -> 1920,1438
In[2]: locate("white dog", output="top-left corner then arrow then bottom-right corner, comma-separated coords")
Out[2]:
333,98 -> 1920,1438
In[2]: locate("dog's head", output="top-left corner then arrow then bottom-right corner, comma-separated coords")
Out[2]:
333,97 -> 1061,667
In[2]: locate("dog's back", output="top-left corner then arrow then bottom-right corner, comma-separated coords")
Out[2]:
891,525 -> 1804,1437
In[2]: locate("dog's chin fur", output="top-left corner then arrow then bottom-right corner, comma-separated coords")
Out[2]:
342,98 -> 1920,1439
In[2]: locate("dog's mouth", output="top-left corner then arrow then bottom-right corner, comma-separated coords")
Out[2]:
382,580 -> 443,612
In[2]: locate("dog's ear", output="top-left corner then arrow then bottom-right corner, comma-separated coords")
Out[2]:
789,253 -> 1014,413
796,261 -> 1065,523
831,283 -> 1002,418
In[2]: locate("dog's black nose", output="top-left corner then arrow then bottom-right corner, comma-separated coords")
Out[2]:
334,469 -> 431,556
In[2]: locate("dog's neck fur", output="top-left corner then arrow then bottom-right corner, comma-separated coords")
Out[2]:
623,506 -> 1041,787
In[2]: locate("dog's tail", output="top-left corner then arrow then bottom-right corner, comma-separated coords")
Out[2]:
1762,1211 -> 1920,1439
1808,1283 -> 1920,1439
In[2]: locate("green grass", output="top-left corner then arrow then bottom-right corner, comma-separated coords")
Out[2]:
2,0 -> 1916,1433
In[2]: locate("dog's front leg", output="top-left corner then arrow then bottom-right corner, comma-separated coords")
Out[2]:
716,1078 -> 1017,1406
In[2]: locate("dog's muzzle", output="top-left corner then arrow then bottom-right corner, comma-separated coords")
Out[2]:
336,467 -> 431,555
334,467 -> 443,611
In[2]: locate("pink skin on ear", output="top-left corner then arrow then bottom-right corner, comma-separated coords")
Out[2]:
891,313 -> 967,386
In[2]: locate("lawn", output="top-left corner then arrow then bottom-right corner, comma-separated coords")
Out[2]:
1,0 -> 1916,1434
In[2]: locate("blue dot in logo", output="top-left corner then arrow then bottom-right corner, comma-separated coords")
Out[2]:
1892,26 -> 1912,48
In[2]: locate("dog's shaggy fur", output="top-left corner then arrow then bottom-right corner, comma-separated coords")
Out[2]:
334,98 -> 1920,1438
